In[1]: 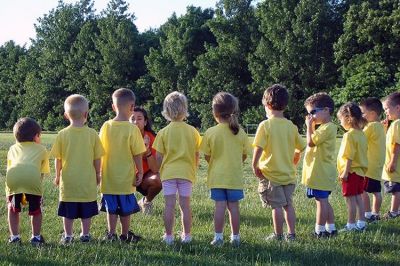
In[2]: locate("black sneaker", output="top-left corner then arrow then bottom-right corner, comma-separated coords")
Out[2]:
119,231 -> 142,243
366,214 -> 380,223
60,234 -> 74,245
30,235 -> 45,247
328,230 -> 338,237
8,236 -> 21,244
313,231 -> 329,239
80,234 -> 91,243
383,211 -> 398,220
102,231 -> 118,242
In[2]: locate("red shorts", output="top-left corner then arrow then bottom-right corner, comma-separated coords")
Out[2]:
342,173 -> 364,196
7,193 -> 42,216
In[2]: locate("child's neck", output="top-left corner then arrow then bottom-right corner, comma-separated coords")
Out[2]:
350,125 -> 362,131
70,119 -> 86,127
320,116 -> 332,124
268,110 -> 284,118
113,112 -> 130,121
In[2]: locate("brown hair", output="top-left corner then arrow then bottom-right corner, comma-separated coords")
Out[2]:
112,88 -> 136,107
304,92 -> 335,115
133,107 -> 156,136
13,117 -> 42,142
337,102 -> 367,129
384,91 -> 400,107
359,97 -> 383,116
212,92 -> 240,135
262,84 -> 289,111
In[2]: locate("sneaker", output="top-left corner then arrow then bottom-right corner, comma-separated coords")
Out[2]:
366,214 -> 380,223
162,234 -> 174,245
60,234 -> 74,245
8,236 -> 21,244
180,234 -> 192,244
327,230 -> 338,237
80,234 -> 91,243
139,198 -> 153,215
120,231 -> 142,243
313,231 -> 329,239
30,235 -> 45,247
285,233 -> 296,242
230,238 -> 240,247
265,233 -> 283,241
210,238 -> 224,247
339,225 -> 357,233
356,225 -> 366,232
383,211 -> 399,220
102,231 -> 118,242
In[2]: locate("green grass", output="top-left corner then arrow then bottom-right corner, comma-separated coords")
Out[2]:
0,133 -> 399,265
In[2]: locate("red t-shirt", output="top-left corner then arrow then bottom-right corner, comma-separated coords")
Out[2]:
142,131 -> 156,173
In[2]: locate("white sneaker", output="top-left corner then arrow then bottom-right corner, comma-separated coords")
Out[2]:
210,238 -> 224,247
139,198 -> 153,215
162,234 -> 174,245
180,234 -> 192,244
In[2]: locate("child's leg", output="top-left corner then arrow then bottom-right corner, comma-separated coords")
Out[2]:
315,198 -> 328,226
283,203 -> 296,235
63,217 -> 74,236
372,192 -> 382,214
214,201 -> 227,234
272,208 -> 284,235
355,194 -> 365,221
178,196 -> 192,236
164,195 -> 176,235
326,200 -> 335,224
361,192 -> 371,213
31,214 -> 42,236
120,215 -> 131,235
8,208 -> 19,236
227,201 -> 240,235
81,218 -> 91,236
107,214 -> 118,234
345,196 -> 357,223
390,191 -> 400,212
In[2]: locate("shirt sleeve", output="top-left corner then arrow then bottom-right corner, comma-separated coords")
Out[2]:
312,124 -> 330,146
50,133 -> 62,159
200,131 -> 211,156
93,133 -> 105,160
41,149 -> 51,174
342,133 -> 355,160
6,149 -> 12,171
130,126 -> 146,156
295,126 -> 306,152
253,121 -> 267,149
242,130 -> 251,155
194,128 -> 201,151
392,121 -> 400,145
152,131 -> 164,154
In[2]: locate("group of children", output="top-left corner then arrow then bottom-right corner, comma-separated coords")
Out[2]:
5,85 -> 400,247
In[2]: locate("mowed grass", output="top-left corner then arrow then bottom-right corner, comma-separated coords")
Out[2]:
0,133 -> 399,265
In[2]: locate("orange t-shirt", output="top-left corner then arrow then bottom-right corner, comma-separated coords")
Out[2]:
142,131 -> 156,173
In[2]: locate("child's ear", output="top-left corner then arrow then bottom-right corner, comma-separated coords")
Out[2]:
83,111 -> 88,120
112,104 -> 116,112
34,133 -> 41,144
63,112 -> 69,120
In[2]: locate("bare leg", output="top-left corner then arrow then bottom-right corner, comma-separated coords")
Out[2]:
326,201 -> 335,224
8,209 -> 19,236
315,198 -> 328,226
372,192 -> 382,214
214,201 -> 226,233
63,217 -> 74,236
390,192 -> 400,212
272,208 -> 284,235
283,204 -> 296,234
362,192 -> 371,213
81,218 -> 91,235
120,215 -> 131,235
164,195 -> 176,235
345,196 -> 357,223
227,201 -> 240,235
107,214 -> 118,234
178,196 -> 192,236
355,194 -> 365,221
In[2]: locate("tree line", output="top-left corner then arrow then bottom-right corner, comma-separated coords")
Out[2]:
0,0 -> 399,132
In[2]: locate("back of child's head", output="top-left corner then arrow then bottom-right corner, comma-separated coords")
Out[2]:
133,106 -> 156,135
13,117 -> 42,142
162,91 -> 189,122
359,97 -> 383,116
212,92 -> 240,135
64,94 -> 89,120
262,84 -> 289,111
384,91 -> 400,107
112,88 -> 136,108
304,92 -> 334,115
337,102 -> 367,129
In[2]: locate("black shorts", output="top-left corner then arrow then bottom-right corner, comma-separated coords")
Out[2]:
58,201 -> 99,219
384,181 -> 400,194
363,177 -> 381,193
7,193 -> 42,216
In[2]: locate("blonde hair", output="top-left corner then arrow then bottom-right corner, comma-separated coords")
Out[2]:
162,91 -> 189,121
212,92 -> 240,135
64,94 -> 89,120
112,88 -> 136,107
337,102 -> 367,129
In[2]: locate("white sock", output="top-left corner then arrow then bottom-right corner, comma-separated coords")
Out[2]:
230,234 -> 240,241
357,220 -> 366,228
346,223 -> 357,229
364,212 -> 372,219
32,235 -> 41,239
371,212 -> 379,216
315,224 -> 326,234
11,234 -> 20,240
214,233 -> 223,240
325,223 -> 336,233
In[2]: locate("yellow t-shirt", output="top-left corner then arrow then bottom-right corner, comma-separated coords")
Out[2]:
99,120 -> 146,194
200,123 -> 250,189
382,119 -> 400,182
6,142 -> 50,196
302,122 -> 337,191
50,126 -> 105,202
153,121 -> 201,183
364,122 -> 385,180
337,128 -> 368,176
253,117 -> 306,185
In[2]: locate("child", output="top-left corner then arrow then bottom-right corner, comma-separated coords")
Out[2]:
99,88 -> 146,242
200,92 -> 249,247
252,84 -> 306,241
153,91 -> 201,245
51,94 -> 104,244
130,107 -> 162,215
6,117 -> 50,246
337,102 -> 368,231
359,98 -> 385,222
382,92 -> 400,219
302,93 -> 337,238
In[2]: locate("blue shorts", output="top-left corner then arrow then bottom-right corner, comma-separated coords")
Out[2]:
58,201 -> 98,219
210,189 -> 244,202
384,181 -> 400,194
100,194 -> 140,216
306,188 -> 331,199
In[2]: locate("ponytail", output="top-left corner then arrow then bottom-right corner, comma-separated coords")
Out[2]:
228,113 -> 240,135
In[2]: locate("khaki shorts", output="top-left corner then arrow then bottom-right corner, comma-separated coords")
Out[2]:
258,179 -> 295,209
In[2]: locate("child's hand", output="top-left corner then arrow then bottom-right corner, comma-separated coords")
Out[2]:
135,172 -> 143,186
53,177 -> 60,186
338,172 -> 348,182
305,114 -> 315,128
388,159 -> 397,173
293,152 -> 301,165
252,166 -> 264,180
382,118 -> 389,131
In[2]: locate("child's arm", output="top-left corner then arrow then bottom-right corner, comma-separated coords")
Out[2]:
252,146 -> 265,179
242,154 -> 247,162
388,143 -> 400,173
54,158 -> 62,186
293,150 -> 301,165
204,155 -> 211,163
306,114 -> 316,147
195,152 -> 200,167
134,154 -> 144,186
93,159 -> 101,185
339,159 -> 352,181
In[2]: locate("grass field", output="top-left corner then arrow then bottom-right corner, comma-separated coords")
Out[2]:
0,133 -> 399,265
